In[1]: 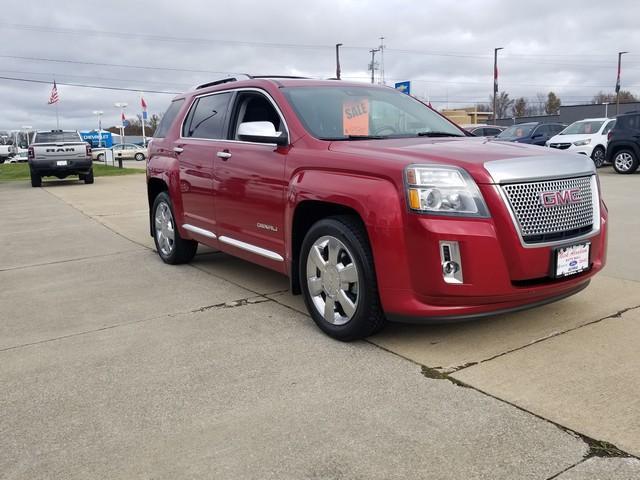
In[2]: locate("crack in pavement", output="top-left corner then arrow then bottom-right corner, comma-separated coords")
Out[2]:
0,294 -> 272,354
449,303 -> 640,374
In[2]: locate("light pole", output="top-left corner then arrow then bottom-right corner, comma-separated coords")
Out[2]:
603,102 -> 609,118
335,43 -> 343,80
616,51 -> 629,115
114,102 -> 128,145
92,111 -> 103,147
493,47 -> 504,125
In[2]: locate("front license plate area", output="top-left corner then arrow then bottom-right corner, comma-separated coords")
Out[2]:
56,160 -> 68,166
554,243 -> 590,278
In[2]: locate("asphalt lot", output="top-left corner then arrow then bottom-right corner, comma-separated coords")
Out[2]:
1,168 -> 639,479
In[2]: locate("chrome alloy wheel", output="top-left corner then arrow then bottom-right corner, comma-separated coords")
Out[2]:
154,201 -> 175,256
615,152 -> 634,172
592,148 -> 605,167
306,235 -> 359,326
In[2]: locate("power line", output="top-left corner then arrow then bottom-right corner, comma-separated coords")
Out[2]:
0,75 -> 179,94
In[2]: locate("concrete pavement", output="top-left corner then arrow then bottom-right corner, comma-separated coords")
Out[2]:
1,167 -> 639,478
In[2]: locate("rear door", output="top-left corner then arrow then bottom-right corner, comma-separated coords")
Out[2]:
213,89 -> 288,268
174,91 -> 233,236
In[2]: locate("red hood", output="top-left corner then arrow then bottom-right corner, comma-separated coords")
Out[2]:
328,137 -> 556,184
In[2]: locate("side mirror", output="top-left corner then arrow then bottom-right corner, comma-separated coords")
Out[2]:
238,121 -> 288,146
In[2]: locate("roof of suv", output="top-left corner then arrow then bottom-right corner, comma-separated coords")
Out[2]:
183,76 -> 391,97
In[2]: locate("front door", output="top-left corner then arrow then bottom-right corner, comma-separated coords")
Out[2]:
175,91 -> 233,235
213,90 -> 288,267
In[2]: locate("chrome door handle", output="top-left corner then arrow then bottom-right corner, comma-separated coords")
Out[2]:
217,151 -> 232,160
173,147 -> 184,154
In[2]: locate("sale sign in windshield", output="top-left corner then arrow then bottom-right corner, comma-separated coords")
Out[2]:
343,98 -> 369,135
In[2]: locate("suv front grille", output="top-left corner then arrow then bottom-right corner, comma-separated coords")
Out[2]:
501,176 -> 595,244
549,143 -> 571,150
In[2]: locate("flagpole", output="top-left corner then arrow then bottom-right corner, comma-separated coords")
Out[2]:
55,102 -> 59,129
140,92 -> 147,147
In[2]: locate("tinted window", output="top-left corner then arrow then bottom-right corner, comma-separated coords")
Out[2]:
620,115 -> 640,131
154,99 -> 185,138
497,124 -> 535,139
34,131 -> 82,143
484,127 -> 502,136
183,92 -> 233,139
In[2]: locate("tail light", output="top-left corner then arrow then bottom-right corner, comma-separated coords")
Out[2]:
86,144 -> 92,156
607,131 -> 613,141
27,146 -> 34,160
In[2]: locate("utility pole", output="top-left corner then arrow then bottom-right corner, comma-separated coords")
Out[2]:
493,47 -> 503,125
379,36 -> 385,85
335,43 -> 343,80
369,48 -> 380,84
616,51 -> 629,115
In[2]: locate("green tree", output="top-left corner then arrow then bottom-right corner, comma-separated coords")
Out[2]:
545,92 -> 561,115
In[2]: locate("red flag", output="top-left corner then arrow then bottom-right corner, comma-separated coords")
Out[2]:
141,97 -> 147,110
121,112 -> 126,124
48,81 -> 59,104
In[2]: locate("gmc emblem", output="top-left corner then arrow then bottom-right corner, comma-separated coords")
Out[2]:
540,188 -> 581,207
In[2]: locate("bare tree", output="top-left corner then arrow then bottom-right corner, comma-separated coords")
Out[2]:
489,91 -> 514,119
592,90 -> 636,104
513,97 -> 527,117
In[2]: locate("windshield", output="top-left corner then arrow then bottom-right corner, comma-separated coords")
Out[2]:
497,124 -> 535,139
0,131 -> 13,145
34,131 -> 82,143
282,86 -> 463,140
560,120 -> 604,135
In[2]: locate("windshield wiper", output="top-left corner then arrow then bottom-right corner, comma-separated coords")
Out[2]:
416,131 -> 464,137
320,135 -> 388,141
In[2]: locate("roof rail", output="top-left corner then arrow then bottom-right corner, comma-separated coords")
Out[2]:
194,74 -> 311,90
195,77 -> 240,89
250,75 -> 310,80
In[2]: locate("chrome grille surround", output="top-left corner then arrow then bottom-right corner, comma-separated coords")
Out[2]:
500,175 -> 600,245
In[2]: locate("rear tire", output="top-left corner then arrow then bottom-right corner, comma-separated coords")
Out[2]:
299,215 -> 385,341
591,146 -> 606,168
152,192 -> 198,264
97,153 -> 105,162
30,170 -> 42,187
84,168 -> 94,184
134,152 -> 145,161
613,149 -> 639,174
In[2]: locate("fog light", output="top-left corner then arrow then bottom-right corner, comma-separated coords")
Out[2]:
439,241 -> 463,284
442,261 -> 459,275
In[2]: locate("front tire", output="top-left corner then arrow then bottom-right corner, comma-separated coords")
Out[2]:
613,149 -> 639,174
30,170 -> 42,187
134,152 -> 145,161
152,192 -> 198,264
300,215 -> 385,341
97,153 -> 105,162
591,146 -> 606,168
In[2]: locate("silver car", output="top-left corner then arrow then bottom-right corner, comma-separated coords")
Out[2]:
112,143 -> 148,161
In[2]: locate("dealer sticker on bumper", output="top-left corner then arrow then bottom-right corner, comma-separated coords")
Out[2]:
555,243 -> 590,277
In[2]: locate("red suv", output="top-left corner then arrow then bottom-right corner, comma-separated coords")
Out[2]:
147,76 -> 607,341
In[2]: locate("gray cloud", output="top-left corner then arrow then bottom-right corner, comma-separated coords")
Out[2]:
0,0 -> 638,130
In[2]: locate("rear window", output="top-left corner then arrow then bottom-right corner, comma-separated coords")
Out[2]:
154,99 -> 185,138
34,132 -> 81,143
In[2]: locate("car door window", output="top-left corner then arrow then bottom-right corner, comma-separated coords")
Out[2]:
602,120 -> 616,135
230,91 -> 284,140
154,99 -> 184,138
183,92 -> 233,139
533,125 -> 547,137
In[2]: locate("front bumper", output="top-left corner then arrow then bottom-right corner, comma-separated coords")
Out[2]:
372,197 -> 608,323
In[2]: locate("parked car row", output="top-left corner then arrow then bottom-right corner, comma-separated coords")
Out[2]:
92,143 -> 148,162
470,111 -> 640,174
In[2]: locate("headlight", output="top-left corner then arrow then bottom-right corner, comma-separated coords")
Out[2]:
573,138 -> 591,146
405,165 -> 490,217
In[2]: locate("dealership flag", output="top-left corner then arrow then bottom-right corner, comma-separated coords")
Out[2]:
616,63 -> 621,93
121,111 -> 127,125
141,96 -> 148,120
48,80 -> 59,104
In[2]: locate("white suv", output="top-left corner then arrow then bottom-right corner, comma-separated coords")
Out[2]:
547,118 -> 616,168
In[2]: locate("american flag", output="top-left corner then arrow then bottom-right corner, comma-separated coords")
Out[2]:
48,80 -> 59,104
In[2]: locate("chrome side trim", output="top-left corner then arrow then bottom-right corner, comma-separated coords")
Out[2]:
218,235 -> 284,261
484,155 -> 596,184
182,224 -> 217,239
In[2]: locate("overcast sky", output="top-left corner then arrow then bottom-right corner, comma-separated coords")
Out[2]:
1,0 -> 639,131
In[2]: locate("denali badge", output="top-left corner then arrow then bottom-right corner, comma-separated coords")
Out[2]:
540,188 -> 581,207
257,222 -> 278,232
